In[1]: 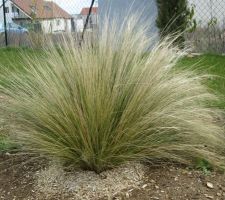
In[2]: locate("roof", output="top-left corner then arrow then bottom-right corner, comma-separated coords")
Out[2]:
80,7 -> 98,15
12,0 -> 72,19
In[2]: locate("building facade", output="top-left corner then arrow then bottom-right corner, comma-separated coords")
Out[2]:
0,0 -> 72,33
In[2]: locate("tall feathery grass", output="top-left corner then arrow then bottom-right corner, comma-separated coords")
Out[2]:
1,17 -> 225,173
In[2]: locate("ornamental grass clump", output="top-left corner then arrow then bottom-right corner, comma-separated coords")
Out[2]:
1,17 -> 225,173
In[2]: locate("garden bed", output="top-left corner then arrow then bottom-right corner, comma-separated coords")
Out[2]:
1,153 -> 225,199
1,49 -> 225,200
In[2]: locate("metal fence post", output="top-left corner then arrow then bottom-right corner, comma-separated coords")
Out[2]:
80,0 -> 96,44
2,0 -> 8,46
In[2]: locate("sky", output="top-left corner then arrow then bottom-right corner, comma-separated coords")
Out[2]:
51,0 -> 225,27
52,0 -> 97,14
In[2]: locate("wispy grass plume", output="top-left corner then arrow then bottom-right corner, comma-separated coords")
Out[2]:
1,17 -> 225,173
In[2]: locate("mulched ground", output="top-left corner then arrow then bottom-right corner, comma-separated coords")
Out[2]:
0,153 -> 225,200
0,153 -> 47,200
129,167 -> 225,200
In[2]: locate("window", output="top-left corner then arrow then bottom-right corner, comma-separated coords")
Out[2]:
12,5 -> 15,12
5,7 -> 9,13
44,5 -> 51,11
30,6 -> 37,14
12,5 -> 18,12
56,20 -> 61,26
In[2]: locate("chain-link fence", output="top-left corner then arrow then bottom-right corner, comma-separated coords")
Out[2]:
187,0 -> 225,53
0,0 -> 98,46
0,0 -> 225,54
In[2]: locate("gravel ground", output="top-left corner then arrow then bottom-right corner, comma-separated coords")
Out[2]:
1,153 -> 225,200
35,162 -> 146,200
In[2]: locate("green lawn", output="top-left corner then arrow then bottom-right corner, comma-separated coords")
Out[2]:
0,48 -> 24,68
0,47 -> 30,152
0,48 -> 225,152
178,54 -> 225,109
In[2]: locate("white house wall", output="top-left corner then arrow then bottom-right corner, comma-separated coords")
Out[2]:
66,19 -> 71,32
76,18 -> 84,32
0,1 -> 13,25
41,18 -> 71,33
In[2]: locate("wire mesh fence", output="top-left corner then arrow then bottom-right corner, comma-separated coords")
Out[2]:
0,0 -> 98,46
0,0 -> 225,54
186,0 -> 225,53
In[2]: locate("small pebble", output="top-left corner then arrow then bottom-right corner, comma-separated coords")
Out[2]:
142,184 -> 148,189
128,189 -> 134,193
206,182 -> 214,189
204,194 -> 214,199
217,192 -> 221,197
150,197 -> 160,200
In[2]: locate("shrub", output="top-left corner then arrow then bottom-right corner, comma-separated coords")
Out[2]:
156,0 -> 196,47
1,17 -> 225,173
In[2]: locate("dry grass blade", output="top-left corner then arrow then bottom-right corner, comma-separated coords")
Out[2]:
1,16 -> 225,173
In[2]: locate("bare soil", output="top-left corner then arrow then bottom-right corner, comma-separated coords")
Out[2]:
0,153 -> 225,200
0,153 -> 46,200
129,167 -> 225,200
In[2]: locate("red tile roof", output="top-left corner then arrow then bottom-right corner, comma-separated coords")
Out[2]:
12,0 -> 72,19
80,7 -> 98,15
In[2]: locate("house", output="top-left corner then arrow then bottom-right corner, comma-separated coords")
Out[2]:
72,7 -> 98,33
0,0 -> 14,24
80,7 -> 98,31
71,14 -> 84,32
0,0 -> 72,33
80,7 -> 98,30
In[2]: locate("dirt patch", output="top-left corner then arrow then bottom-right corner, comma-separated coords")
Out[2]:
1,154 -> 225,200
0,153 -> 46,200
129,165 -> 225,200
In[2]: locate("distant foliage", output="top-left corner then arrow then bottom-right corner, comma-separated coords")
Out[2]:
156,0 -> 196,46
1,16 -> 225,173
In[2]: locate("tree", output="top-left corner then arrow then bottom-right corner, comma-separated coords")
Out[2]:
156,0 -> 194,46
